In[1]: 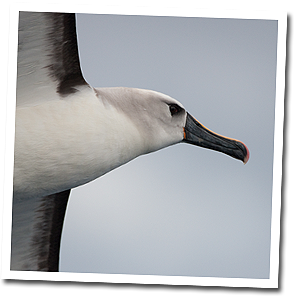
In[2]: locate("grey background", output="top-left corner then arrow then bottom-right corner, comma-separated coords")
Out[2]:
59,13 -> 278,279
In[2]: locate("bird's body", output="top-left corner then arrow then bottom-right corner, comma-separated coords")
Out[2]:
13,87 -> 185,201
11,11 -> 249,271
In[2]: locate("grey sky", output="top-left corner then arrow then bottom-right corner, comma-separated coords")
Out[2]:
59,13 -> 278,279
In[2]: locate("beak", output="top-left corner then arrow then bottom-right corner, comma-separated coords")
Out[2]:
183,112 -> 249,164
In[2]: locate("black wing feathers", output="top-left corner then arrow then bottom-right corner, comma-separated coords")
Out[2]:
32,190 -> 71,271
45,13 -> 88,96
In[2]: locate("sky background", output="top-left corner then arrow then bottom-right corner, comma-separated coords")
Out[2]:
58,13 -> 278,279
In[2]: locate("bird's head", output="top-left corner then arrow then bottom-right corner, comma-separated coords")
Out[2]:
96,87 -> 249,164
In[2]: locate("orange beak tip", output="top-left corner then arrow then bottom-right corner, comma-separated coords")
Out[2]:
243,145 -> 250,164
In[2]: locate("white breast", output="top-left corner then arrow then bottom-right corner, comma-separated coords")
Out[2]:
13,89 -> 146,200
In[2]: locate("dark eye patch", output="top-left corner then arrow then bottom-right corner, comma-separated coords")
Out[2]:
169,104 -> 183,116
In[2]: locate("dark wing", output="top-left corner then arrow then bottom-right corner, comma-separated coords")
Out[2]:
11,190 -> 70,271
17,11 -> 89,106
30,190 -> 71,271
11,12 -> 85,271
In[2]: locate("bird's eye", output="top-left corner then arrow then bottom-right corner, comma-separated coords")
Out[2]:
169,104 -> 183,116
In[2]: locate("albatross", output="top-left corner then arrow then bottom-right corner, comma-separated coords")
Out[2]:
11,11 -> 249,272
